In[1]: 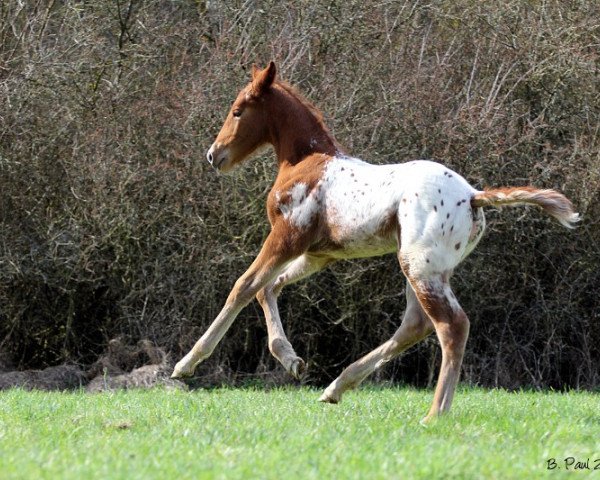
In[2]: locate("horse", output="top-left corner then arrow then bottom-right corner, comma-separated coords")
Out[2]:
172,62 -> 579,423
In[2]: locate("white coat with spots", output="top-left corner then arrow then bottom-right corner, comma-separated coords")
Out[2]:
276,156 -> 485,279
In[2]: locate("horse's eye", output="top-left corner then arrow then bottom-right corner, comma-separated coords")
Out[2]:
232,109 -> 242,118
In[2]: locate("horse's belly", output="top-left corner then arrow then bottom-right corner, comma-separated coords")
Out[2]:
312,211 -> 398,259
323,234 -> 397,259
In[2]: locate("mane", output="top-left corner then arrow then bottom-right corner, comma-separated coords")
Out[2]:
275,80 -> 343,153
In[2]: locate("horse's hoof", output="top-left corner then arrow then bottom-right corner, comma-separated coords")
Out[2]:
420,414 -> 437,426
171,360 -> 195,379
170,368 -> 186,379
289,357 -> 306,380
318,391 -> 340,404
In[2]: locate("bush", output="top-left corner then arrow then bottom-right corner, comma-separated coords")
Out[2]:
0,0 -> 598,388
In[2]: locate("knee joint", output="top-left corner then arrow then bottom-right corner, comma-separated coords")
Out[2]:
231,276 -> 257,304
256,285 -> 275,305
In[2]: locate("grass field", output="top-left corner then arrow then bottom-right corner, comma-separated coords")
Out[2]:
0,386 -> 598,479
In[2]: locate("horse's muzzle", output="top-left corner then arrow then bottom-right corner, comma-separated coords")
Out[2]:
206,143 -> 230,171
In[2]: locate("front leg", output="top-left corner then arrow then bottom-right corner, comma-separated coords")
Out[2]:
172,228 -> 300,379
256,254 -> 332,379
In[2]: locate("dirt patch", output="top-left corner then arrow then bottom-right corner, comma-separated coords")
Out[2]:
85,363 -> 185,392
86,338 -> 165,378
0,365 -> 87,391
0,339 -> 186,392
86,338 -> 186,392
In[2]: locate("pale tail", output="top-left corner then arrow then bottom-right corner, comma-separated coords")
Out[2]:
471,187 -> 580,229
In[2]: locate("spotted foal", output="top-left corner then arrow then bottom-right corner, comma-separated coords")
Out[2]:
172,62 -> 579,422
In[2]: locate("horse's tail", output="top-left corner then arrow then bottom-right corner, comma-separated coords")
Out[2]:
471,187 -> 580,229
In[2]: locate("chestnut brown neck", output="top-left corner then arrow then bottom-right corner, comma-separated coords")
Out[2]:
265,83 -> 341,167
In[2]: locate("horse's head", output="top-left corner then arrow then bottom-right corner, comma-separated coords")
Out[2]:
207,62 -> 277,173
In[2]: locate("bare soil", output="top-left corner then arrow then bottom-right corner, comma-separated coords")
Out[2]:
0,339 -> 186,392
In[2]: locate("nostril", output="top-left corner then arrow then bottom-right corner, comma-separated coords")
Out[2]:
207,152 -> 214,164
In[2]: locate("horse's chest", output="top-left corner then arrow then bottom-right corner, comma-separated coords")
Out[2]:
273,182 -> 321,229
272,159 -> 401,258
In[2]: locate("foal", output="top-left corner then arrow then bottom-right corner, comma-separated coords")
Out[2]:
172,62 -> 578,422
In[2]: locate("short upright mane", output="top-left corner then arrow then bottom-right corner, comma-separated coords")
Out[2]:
275,80 -> 343,154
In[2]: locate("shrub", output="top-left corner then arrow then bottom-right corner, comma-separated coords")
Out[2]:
0,0 -> 598,388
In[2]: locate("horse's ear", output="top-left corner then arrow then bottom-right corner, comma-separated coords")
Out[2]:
251,61 -> 276,96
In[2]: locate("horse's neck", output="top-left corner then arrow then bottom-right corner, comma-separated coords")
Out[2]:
274,134 -> 337,167
269,88 -> 339,167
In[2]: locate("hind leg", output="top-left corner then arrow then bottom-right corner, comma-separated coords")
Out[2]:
256,254 -> 333,379
406,271 -> 470,423
319,281 -> 433,403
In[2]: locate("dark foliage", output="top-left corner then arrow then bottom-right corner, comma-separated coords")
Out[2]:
0,0 -> 598,389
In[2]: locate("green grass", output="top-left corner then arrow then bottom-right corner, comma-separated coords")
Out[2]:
0,386 -> 598,479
